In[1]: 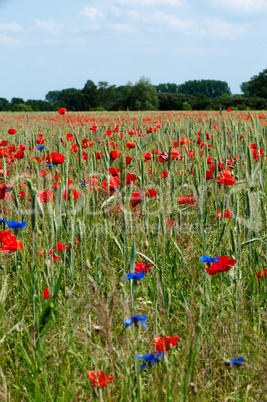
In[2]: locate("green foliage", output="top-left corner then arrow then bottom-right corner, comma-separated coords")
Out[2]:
122,77 -> 159,110
241,68 -> 267,98
178,79 -> 232,98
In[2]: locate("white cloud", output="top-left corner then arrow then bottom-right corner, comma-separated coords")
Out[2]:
0,33 -> 21,45
116,0 -> 185,5
210,0 -> 267,11
205,19 -> 248,39
35,19 -> 59,34
80,7 -> 104,19
149,11 -> 202,35
0,22 -> 22,32
108,23 -> 136,33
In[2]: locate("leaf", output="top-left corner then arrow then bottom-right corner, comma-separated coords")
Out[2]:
241,238 -> 264,246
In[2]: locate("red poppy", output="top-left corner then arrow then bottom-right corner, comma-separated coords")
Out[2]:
171,148 -> 181,160
43,288 -> 50,299
160,171 -> 169,179
46,153 -> 65,165
86,371 -> 114,387
126,173 -> 137,187
0,184 -> 12,200
63,189 -> 82,201
145,189 -> 157,198
0,140 -> 8,146
110,151 -> 118,161
206,171 -> 213,180
167,220 -> 176,227
38,190 -> 55,204
257,269 -> 267,279
56,242 -> 69,251
213,210 -> 223,221
178,195 -> 195,205
206,256 -> 236,276
224,209 -> 232,219
153,335 -> 179,353
8,129 -> 16,135
158,152 -> 168,162
125,156 -> 133,166
109,167 -> 120,177
217,170 -> 236,186
125,141 -> 135,150
95,152 -> 103,160
66,133 -> 75,141
130,192 -> 142,208
227,108 -> 232,112
134,261 -> 152,274
0,232 -> 23,252
102,177 -> 120,195
57,108 -> 66,115
144,153 -> 151,162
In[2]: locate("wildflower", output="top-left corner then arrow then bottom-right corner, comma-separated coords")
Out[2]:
206,256 -> 236,275
125,141 -> 135,150
224,209 -> 232,219
145,189 -> 157,198
57,108 -> 66,115
125,314 -> 148,328
0,231 -> 23,252
178,195 -> 195,205
125,156 -> 133,166
86,371 -> 114,387
6,220 -> 27,230
153,335 -> 179,353
229,358 -> 245,367
217,170 -> 236,186
38,190 -> 55,204
43,288 -> 50,299
213,210 -> 223,221
137,352 -> 163,370
199,256 -> 219,264
8,129 -> 16,135
125,271 -> 146,281
0,219 -> 6,223
144,153 -> 151,162
160,171 -> 169,179
134,261 -> 152,274
37,146 -> 45,151
256,269 -> 267,279
158,151 -> 168,162
46,153 -> 65,166
130,192 -> 142,208
66,133 -> 75,141
56,242 -> 69,251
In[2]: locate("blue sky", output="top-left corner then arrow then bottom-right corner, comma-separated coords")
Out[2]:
0,0 -> 266,101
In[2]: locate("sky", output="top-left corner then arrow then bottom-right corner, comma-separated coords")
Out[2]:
0,0 -> 267,101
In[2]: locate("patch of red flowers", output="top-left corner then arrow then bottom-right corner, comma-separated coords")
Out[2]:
206,256 -> 236,276
86,371 -> 114,387
153,335 -> 179,353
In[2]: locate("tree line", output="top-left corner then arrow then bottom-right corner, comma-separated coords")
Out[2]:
1,68 -> 267,112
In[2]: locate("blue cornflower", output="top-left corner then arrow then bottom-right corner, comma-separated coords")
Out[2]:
45,163 -> 56,168
199,256 -> 219,264
230,357 -> 245,367
125,314 -> 148,329
6,220 -> 27,230
125,272 -> 146,281
37,146 -> 45,151
137,352 -> 163,370
0,219 -> 6,223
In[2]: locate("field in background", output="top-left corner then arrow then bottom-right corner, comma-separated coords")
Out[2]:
0,110 -> 267,400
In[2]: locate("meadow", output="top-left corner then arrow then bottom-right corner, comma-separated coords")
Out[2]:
0,110 -> 267,401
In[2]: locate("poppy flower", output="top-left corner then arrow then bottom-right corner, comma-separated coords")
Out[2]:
56,242 -> 69,251
206,171 -> 213,180
110,151 -> 119,161
227,108 -> 232,112
86,371 -> 114,387
38,190 -> 55,204
178,195 -> 195,205
134,261 -> 152,274
8,129 -> 16,135
63,189 -> 82,201
125,271 -> 146,281
217,170 -> 236,186
145,189 -> 157,198
130,192 -> 142,208
43,288 -> 50,299
137,352 -> 163,370
158,151 -> 168,162
125,314 -> 148,328
213,210 -> 223,221
109,167 -> 120,177
206,256 -> 236,275
0,232 -> 23,252
0,184 -> 12,200
57,108 -> 66,115
256,269 -> 267,279
171,148 -> 181,160
160,171 -> 169,179
153,335 -> 179,353
46,153 -> 65,165
224,209 -> 232,219
66,133 -> 75,141
144,153 -> 151,162
126,173 -> 137,187
6,220 -> 27,230
125,156 -> 133,166
166,220 -> 176,227
125,141 -> 135,150
95,152 -> 103,160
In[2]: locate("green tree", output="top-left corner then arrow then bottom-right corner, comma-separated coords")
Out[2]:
155,83 -> 179,93
122,77 -> 159,111
240,68 -> 267,98
11,97 -> 25,105
178,80 -> 231,98
0,98 -> 10,111
98,81 -> 116,110
82,80 -> 99,110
